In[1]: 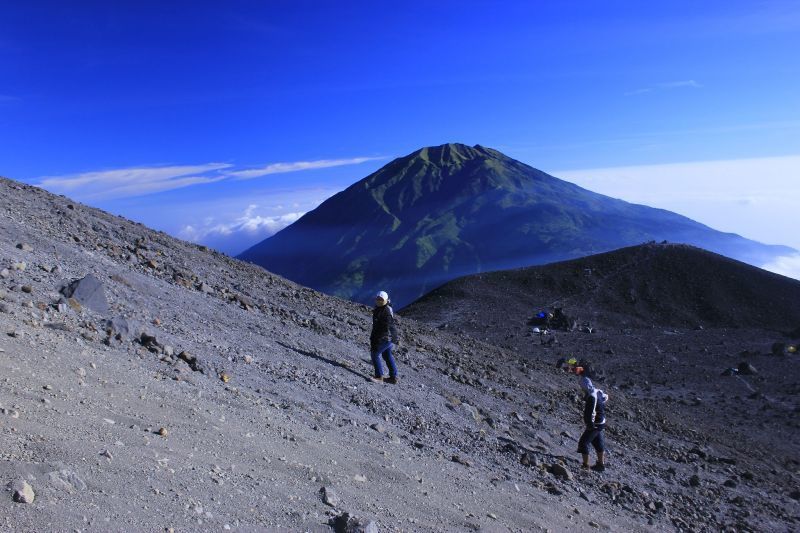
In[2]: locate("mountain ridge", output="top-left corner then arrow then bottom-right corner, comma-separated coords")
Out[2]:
240,143 -> 793,306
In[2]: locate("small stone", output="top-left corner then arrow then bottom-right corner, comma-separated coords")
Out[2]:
76,367 -> 87,378
369,423 -> 385,434
157,427 -> 168,437
737,362 -> 757,375
12,262 -> 27,271
353,474 -> 367,482
21,286 -> 33,294
219,372 -> 231,383
100,450 -> 113,460
0,268 -> 9,278
16,243 -> 33,252
320,486 -> 339,507
549,463 -> 572,480
163,345 -> 174,357
243,355 -> 253,364
11,480 -> 35,503
8,330 -> 23,338
689,474 -> 701,487
43,384 -> 53,391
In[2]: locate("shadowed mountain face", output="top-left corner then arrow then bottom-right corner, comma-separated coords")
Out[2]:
402,243 -> 800,332
239,143 -> 793,307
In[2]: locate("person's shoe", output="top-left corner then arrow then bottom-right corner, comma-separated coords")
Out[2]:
591,463 -> 606,472
581,463 -> 591,470
385,376 -> 398,385
369,376 -> 384,383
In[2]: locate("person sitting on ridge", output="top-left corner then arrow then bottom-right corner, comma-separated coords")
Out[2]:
577,376 -> 608,472
370,290 -> 400,384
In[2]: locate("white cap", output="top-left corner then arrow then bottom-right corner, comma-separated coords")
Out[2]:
375,291 -> 389,302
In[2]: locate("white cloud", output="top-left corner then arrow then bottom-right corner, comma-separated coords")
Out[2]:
38,163 -> 232,200
761,254 -> 800,281
179,204 -> 305,249
35,155 -> 384,201
625,79 -> 703,96
226,156 -> 386,180
553,155 -> 800,251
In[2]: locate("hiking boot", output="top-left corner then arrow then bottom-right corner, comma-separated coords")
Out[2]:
369,376 -> 384,383
385,376 -> 398,385
591,463 -> 606,472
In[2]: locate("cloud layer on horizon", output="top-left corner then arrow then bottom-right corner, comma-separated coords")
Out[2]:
761,253 -> 800,281
554,154 -> 800,256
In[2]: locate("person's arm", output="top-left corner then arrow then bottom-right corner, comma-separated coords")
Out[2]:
583,395 -> 596,426
389,308 -> 400,345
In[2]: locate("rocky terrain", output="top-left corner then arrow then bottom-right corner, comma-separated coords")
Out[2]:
404,244 -> 800,531
1,175 -> 799,532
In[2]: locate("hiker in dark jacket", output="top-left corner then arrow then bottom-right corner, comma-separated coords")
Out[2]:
370,290 -> 399,384
577,376 -> 608,471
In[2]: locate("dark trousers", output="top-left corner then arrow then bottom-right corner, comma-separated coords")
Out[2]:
577,426 -> 606,454
371,341 -> 398,378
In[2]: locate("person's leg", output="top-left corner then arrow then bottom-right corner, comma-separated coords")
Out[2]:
370,347 -> 385,378
591,430 -> 606,471
381,342 -> 398,378
577,428 -> 592,467
594,430 -> 606,466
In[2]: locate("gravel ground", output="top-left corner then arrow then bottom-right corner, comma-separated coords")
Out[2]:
1,176 -> 798,532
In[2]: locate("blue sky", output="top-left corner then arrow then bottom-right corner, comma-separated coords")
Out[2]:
2,1 -> 799,274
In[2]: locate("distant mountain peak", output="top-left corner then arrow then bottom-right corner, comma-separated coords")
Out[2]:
409,143 -> 496,164
239,144 -> 792,306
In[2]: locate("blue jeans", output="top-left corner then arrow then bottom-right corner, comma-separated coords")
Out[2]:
371,341 -> 398,378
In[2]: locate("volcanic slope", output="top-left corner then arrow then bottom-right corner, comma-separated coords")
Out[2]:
1,176 -> 798,532
239,143 -> 792,307
404,243 -> 800,531
403,243 -> 800,331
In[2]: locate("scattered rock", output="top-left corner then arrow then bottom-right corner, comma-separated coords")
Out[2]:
369,423 -> 386,434
21,285 -> 32,294
320,486 -> 339,507
0,268 -> 9,278
16,243 -> 33,251
689,474 -> 701,487
157,427 -> 168,437
451,455 -> 471,467
11,262 -> 26,272
10,479 -> 35,503
105,316 -> 138,340
737,362 -> 757,375
61,274 -> 109,314
548,463 -> 572,481
328,512 -> 378,533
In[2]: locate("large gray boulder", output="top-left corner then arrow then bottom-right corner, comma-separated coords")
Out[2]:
61,274 -> 109,314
